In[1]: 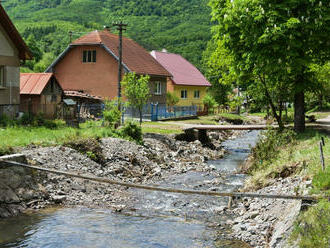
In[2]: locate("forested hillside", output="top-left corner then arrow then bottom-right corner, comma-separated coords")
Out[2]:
3,0 -> 212,72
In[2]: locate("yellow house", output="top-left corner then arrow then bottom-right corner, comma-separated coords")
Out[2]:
151,50 -> 211,107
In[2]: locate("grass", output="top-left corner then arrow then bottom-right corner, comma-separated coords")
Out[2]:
218,113 -> 248,121
246,129 -> 330,193
0,121 -> 118,148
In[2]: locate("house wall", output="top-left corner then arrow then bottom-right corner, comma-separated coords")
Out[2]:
167,79 -> 208,106
0,23 -> 20,117
53,45 -> 168,104
53,45 -> 121,100
149,76 -> 167,105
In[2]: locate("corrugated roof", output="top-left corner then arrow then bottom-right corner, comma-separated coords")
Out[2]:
64,90 -> 102,101
151,51 -> 211,87
20,73 -> 53,95
0,4 -> 32,60
71,30 -> 171,77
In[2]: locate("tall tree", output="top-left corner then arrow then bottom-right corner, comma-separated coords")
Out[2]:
209,0 -> 330,132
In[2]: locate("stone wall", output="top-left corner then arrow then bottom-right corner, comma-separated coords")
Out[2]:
0,154 -> 47,218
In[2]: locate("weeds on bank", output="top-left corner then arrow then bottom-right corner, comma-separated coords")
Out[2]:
247,128 -> 330,247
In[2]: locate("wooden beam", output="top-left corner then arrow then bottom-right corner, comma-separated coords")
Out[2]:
1,160 -> 322,202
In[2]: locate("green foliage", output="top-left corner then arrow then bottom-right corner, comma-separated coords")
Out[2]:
250,129 -> 296,171
306,62 -> 330,111
0,114 -> 15,127
122,72 -> 150,124
121,121 -> 143,144
202,94 -> 217,113
166,92 -> 179,107
312,166 -> 330,195
0,146 -> 14,156
202,38 -> 235,105
290,200 -> 330,248
209,0 -> 330,131
3,0 -> 212,71
103,99 -> 121,128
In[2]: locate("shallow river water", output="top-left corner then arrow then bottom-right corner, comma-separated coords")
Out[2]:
0,131 -> 259,248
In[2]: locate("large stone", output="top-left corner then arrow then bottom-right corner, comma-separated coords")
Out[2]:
0,183 -> 20,203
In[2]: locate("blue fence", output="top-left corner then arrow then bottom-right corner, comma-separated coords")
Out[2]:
123,104 -> 198,122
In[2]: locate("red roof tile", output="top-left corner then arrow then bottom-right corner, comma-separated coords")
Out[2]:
20,73 -> 53,95
151,51 -> 211,87
72,30 -> 171,77
0,4 -> 32,60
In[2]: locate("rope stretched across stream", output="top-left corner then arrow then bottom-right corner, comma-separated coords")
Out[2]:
1,160 -> 320,202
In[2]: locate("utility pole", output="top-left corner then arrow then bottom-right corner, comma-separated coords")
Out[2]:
68,31 -> 73,43
113,21 -> 127,109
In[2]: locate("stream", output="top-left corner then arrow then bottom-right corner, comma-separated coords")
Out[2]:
0,131 -> 259,248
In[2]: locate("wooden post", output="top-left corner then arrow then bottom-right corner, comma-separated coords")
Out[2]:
320,141 -> 325,171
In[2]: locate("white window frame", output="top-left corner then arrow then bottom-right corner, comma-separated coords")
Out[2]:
194,90 -> 200,99
181,90 -> 187,99
82,50 -> 97,63
154,81 -> 162,95
0,66 -> 5,87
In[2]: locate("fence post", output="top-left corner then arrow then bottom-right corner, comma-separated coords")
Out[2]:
319,141 -> 325,171
155,103 -> 159,121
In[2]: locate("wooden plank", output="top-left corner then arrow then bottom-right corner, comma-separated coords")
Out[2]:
1,160 -> 321,202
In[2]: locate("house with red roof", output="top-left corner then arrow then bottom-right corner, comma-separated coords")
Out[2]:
0,4 -> 32,117
20,73 -> 63,118
151,50 -> 211,107
46,29 -> 171,105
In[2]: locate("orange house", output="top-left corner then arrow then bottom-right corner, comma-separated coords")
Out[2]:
46,30 -> 171,104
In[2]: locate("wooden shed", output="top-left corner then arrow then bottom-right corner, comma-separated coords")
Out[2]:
20,73 -> 63,118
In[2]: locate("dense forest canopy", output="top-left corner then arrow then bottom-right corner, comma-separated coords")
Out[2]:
3,0 -> 212,71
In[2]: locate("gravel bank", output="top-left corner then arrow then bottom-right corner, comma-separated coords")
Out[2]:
220,176 -> 309,248
4,131 -> 234,214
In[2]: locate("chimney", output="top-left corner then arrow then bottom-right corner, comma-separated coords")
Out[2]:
162,48 -> 168,53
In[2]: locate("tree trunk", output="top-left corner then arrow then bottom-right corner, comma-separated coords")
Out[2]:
294,91 -> 305,133
259,76 -> 284,130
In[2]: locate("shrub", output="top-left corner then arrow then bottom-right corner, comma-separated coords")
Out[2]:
121,121 -> 143,144
203,94 -> 218,113
0,146 -> 14,156
0,114 -> 15,127
103,99 -> 121,128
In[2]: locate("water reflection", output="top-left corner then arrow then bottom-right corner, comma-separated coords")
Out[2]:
0,208 -> 216,248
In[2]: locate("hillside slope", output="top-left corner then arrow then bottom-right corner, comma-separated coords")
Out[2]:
3,0 -> 212,70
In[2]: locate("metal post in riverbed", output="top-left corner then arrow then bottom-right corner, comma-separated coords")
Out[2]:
319,139 -> 325,171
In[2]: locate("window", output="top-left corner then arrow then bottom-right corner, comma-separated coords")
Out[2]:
181,90 -> 187,99
154,81 -> 162,95
0,66 -> 4,87
194,90 -> 200,99
83,50 -> 96,63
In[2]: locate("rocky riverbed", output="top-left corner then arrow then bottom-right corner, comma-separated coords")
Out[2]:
1,130 -> 235,217
0,130 -> 307,248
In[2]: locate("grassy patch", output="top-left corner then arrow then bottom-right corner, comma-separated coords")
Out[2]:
290,199 -> 330,248
245,129 -> 330,192
0,121 -> 119,149
142,126 -> 182,135
218,113 -> 248,121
